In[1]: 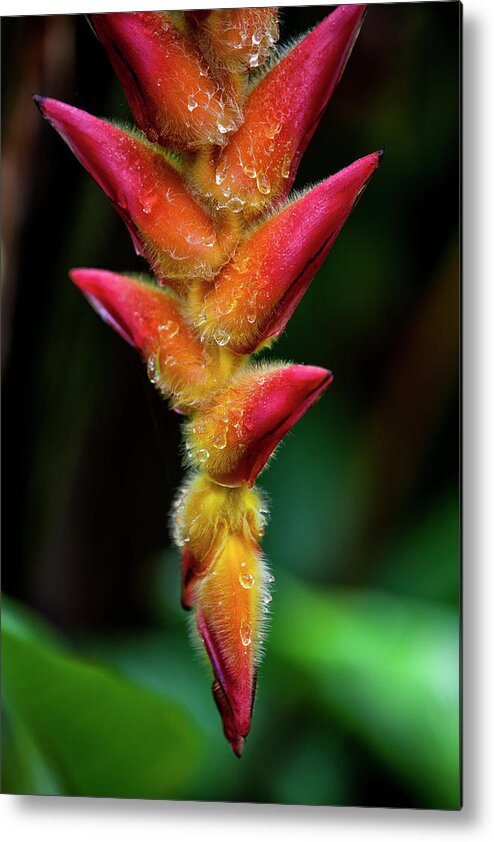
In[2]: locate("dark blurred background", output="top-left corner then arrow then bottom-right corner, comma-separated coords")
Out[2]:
1,4 -> 460,808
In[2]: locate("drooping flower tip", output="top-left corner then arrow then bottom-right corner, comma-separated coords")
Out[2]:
188,364 -> 333,486
212,679 -> 245,758
194,531 -> 269,751
91,11 -> 242,150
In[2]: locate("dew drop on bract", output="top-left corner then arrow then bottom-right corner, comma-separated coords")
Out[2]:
217,113 -> 235,135
240,620 -> 252,647
281,153 -> 291,179
213,431 -> 228,450
146,355 -> 160,385
243,164 -> 257,179
213,328 -> 231,346
196,449 -> 210,463
256,173 -> 271,195
239,572 -> 255,589
215,161 -> 228,185
159,320 -> 179,339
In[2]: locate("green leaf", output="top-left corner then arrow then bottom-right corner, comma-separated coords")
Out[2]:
2,599 -> 205,798
271,577 -> 460,809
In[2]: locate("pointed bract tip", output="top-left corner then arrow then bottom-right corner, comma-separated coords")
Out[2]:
40,100 -> 228,287
32,94 -> 45,112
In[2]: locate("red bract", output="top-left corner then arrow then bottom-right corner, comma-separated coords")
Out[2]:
192,4 -> 367,217
187,364 -> 334,486
194,152 -> 382,354
36,97 -> 231,289
69,268 -> 219,410
91,12 -> 242,150
37,5 -> 380,756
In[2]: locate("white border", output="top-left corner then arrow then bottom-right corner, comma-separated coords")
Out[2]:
2,0 -> 494,838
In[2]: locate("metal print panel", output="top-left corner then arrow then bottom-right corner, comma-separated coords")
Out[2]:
1,3 -> 461,809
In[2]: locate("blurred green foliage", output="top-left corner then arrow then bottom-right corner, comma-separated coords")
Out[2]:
2,573 -> 459,807
1,4 -> 460,808
2,598 -> 203,799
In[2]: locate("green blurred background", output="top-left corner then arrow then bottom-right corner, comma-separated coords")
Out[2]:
1,4 -> 460,808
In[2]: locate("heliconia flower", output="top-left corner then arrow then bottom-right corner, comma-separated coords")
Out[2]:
38,5 -> 379,757
91,12 -> 243,150
70,268 -> 241,411
192,152 -> 382,355
192,7 -> 279,73
191,5 -> 366,217
187,363 -> 333,486
35,97 -> 232,289
196,530 -> 271,755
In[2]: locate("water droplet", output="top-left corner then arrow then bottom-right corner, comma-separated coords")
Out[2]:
164,355 -> 176,367
217,114 -> 234,135
263,592 -> 272,604
267,573 -> 275,584
196,449 -> 210,463
239,573 -> 255,589
159,320 -> 179,339
226,197 -> 244,213
218,298 -> 236,316
213,328 -> 230,346
213,431 -> 228,450
140,192 -> 158,214
247,311 -> 256,324
256,173 -> 271,195
243,164 -> 257,179
258,526 -> 265,537
281,154 -> 291,179
187,95 -> 198,112
146,355 -> 160,385
240,620 -> 252,647
215,160 -> 228,185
